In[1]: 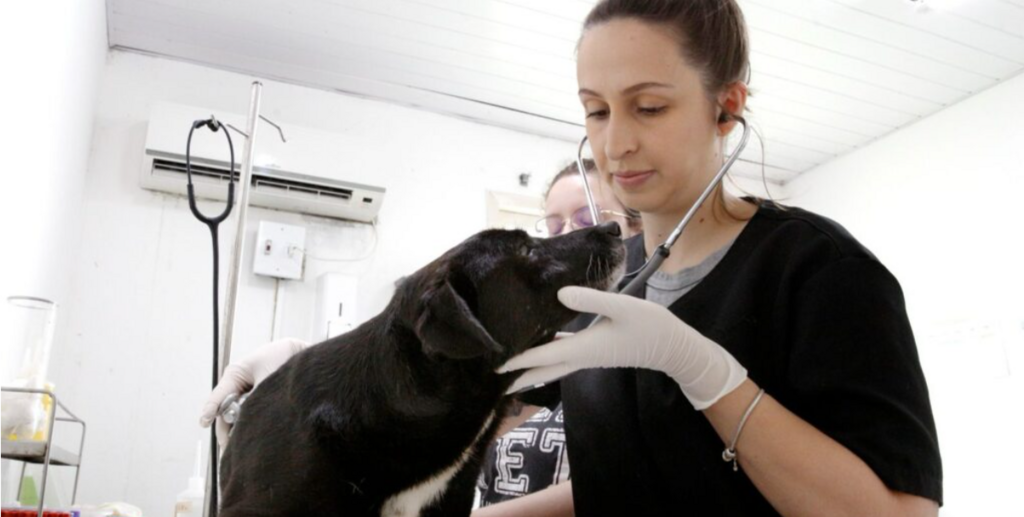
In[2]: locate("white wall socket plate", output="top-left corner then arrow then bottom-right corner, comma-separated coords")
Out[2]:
254,221 -> 306,280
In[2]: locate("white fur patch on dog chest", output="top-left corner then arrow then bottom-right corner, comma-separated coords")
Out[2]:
380,411 -> 496,517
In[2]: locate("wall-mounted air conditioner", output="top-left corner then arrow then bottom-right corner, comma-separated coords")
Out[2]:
140,102 -> 385,222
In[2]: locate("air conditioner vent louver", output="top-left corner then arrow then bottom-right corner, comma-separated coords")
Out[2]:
152,158 -> 358,206
153,158 -> 237,183
141,103 -> 385,222
253,177 -> 352,201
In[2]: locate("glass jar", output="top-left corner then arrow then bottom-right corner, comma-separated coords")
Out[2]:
1,296 -> 58,441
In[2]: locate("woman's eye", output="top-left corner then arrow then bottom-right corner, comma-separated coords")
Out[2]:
638,106 -> 666,115
585,109 -> 608,119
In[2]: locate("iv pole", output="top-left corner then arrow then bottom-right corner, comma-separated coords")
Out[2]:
202,81 -> 262,517
200,81 -> 289,516
221,82 -> 262,380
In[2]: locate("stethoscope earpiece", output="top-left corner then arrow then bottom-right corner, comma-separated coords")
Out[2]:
185,118 -> 236,225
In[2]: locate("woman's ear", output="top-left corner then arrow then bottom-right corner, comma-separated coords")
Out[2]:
717,81 -> 748,136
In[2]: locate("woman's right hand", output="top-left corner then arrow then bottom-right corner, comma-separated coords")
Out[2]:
198,337 -> 310,445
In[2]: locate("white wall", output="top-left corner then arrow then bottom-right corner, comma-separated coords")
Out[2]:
0,0 -> 108,505
45,49 -> 579,515
786,72 -> 1024,516
0,1 -> 107,304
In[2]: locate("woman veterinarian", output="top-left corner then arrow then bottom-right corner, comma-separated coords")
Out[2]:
203,1 -> 942,515
499,1 -> 942,515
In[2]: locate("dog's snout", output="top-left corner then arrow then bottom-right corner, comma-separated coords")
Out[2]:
595,221 -> 622,238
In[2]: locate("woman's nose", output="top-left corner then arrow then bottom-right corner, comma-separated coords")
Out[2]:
604,115 -> 638,162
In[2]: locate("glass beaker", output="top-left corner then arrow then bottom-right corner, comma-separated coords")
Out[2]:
1,296 -> 58,441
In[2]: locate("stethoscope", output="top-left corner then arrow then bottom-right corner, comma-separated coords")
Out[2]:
578,115 -> 751,298
514,116 -> 751,393
188,112 -> 286,517
185,116 -> 236,517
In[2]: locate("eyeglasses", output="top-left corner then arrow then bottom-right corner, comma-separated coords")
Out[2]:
536,206 -> 629,236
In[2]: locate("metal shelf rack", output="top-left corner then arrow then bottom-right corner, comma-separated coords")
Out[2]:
1,387 -> 86,517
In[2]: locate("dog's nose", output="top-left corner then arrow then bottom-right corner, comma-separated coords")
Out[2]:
595,221 -> 622,237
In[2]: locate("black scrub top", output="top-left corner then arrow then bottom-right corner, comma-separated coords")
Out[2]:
523,201 -> 942,515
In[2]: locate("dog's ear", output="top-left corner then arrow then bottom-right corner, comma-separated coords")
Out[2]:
415,276 -> 504,360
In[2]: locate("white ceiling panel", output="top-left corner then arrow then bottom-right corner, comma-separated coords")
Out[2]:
751,0 -> 1022,77
749,28 -> 984,97
729,160 -> 803,185
107,0 -> 1024,185
109,10 -> 583,118
753,47 -> 964,107
751,87 -> 901,136
751,62 -> 941,122
832,0 -> 1024,60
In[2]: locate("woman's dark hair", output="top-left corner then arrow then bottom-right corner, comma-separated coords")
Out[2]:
544,159 -> 595,201
584,0 -> 750,109
545,159 -> 643,234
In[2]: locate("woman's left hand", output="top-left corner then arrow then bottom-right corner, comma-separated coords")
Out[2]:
499,286 -> 747,410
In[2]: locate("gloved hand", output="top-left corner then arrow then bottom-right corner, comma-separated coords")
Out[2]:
199,337 -> 310,444
499,286 -> 747,410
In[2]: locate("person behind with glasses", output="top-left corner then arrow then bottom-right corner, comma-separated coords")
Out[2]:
537,159 -> 641,240
473,159 -> 640,515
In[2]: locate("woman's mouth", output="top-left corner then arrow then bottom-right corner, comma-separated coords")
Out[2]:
612,170 -> 655,188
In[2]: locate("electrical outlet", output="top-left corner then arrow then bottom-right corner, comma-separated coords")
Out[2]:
253,221 -> 306,280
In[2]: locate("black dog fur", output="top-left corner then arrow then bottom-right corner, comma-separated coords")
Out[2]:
219,223 -> 624,517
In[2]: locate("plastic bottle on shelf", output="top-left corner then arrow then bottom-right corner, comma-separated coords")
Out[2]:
173,440 -> 206,517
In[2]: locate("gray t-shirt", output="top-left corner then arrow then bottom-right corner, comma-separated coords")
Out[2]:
644,241 -> 735,307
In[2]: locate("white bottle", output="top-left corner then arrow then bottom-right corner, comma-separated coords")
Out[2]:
174,441 -> 206,517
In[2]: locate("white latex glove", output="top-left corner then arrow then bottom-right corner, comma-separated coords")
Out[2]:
198,337 -> 310,444
499,286 -> 747,410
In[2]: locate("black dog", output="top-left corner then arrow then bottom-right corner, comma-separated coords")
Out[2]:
219,223 -> 624,517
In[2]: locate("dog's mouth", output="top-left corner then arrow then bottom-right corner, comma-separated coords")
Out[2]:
529,245 -> 624,346
522,250 -> 623,351
581,246 -> 627,293
508,236 -> 626,355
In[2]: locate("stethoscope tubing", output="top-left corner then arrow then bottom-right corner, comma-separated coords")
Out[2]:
604,117 -> 751,298
513,118 -> 751,394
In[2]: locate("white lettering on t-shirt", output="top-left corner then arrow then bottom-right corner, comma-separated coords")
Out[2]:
494,428 -> 539,496
540,428 -> 570,484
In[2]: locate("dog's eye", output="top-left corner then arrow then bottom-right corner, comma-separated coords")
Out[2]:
520,245 -> 535,258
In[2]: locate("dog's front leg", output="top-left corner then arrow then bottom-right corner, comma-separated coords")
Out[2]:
419,459 -> 482,517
